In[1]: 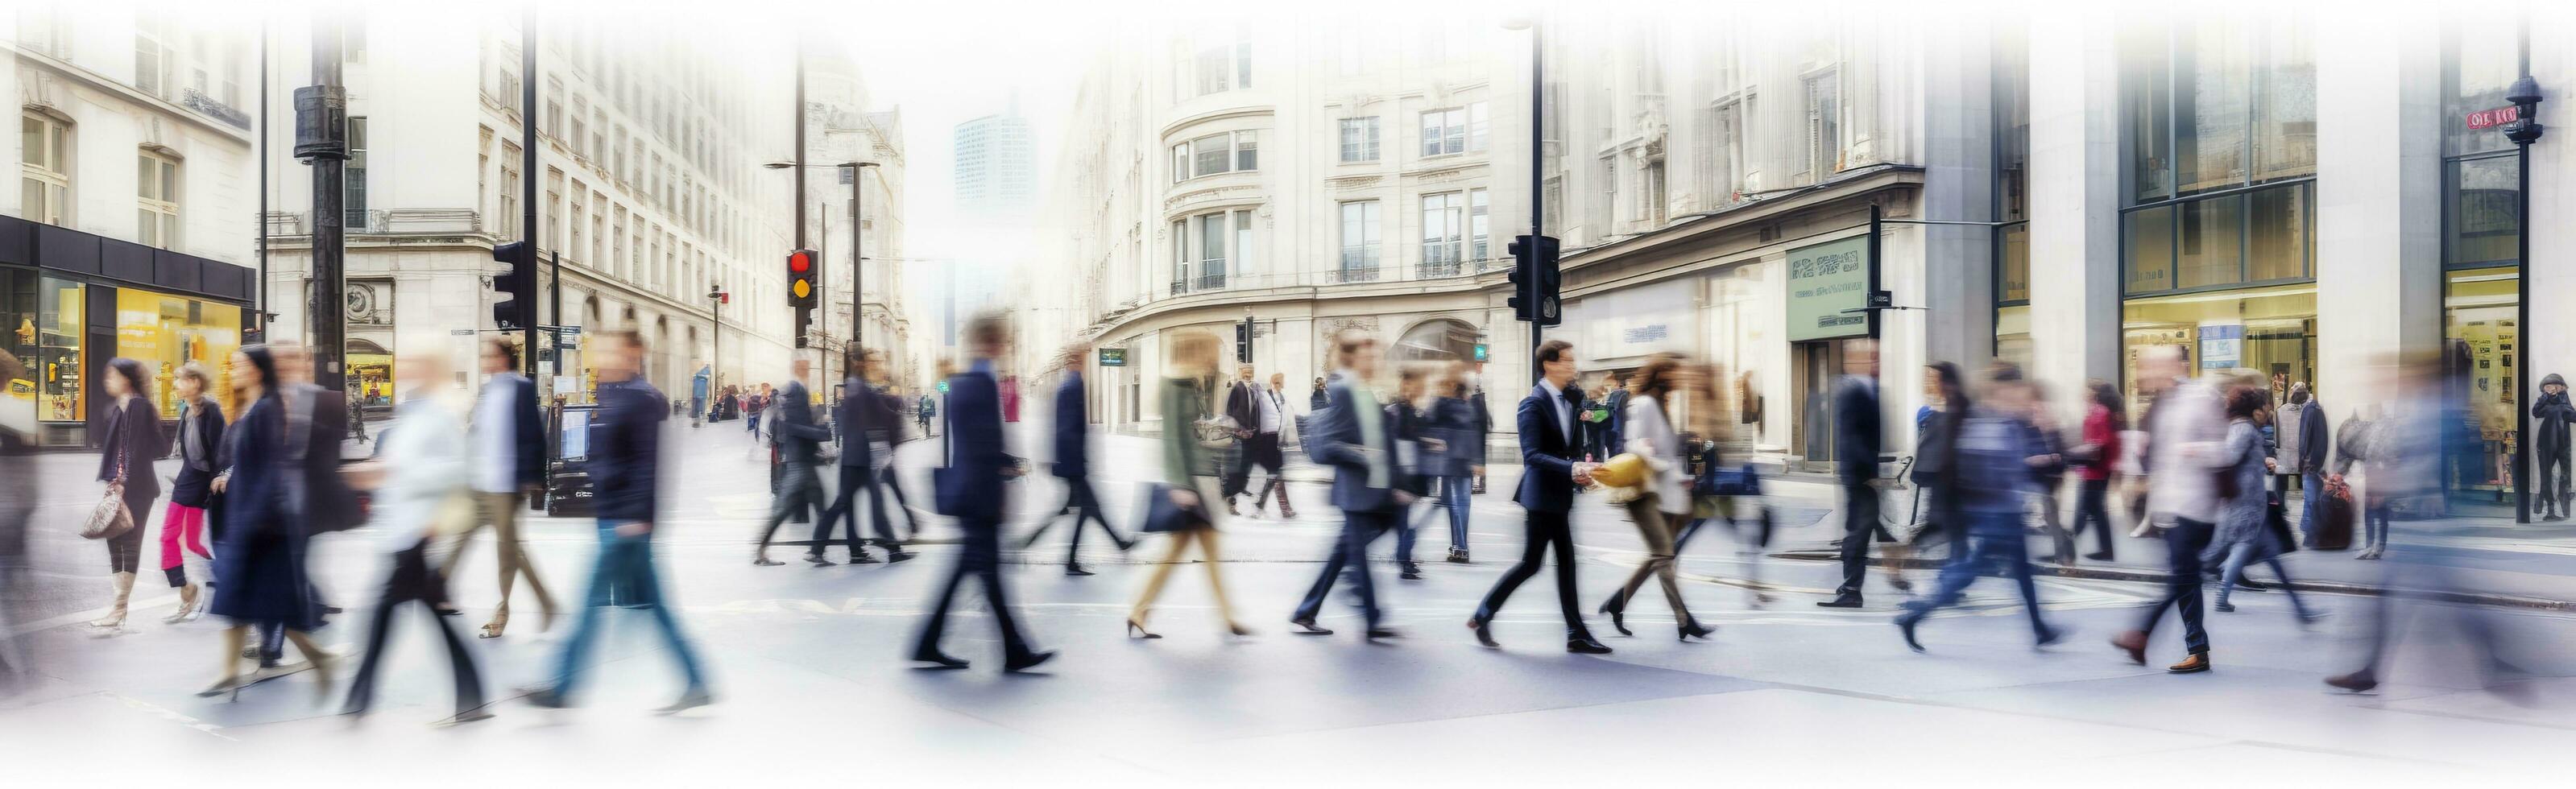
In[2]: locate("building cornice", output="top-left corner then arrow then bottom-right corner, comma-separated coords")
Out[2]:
14,52 -> 255,144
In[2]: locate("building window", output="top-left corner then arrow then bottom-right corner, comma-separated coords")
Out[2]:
1421,107 -> 1469,157
1468,188 -> 1490,263
1339,200 -> 1381,281
136,151 -> 180,248
545,169 -> 564,255
1420,192 -> 1464,278
1339,117 -> 1381,163
1192,34 -> 1251,97
499,144 -> 521,238
20,113 -> 72,226
346,117 -> 369,227
1171,130 -> 1261,180
1803,70 -> 1841,183
135,19 -> 171,97
1468,102 -> 1489,151
569,190 -> 586,264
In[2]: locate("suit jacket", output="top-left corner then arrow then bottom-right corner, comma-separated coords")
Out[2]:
593,377 -> 665,523
768,379 -> 830,464
500,374 -> 547,487
1514,383 -> 1584,513
1224,380 -> 1260,433
1832,374 -> 1882,483
1313,374 -> 1404,513
1052,372 -> 1089,479
938,363 -> 1010,524
1604,389 -> 1630,436
2297,396 -> 2332,473
290,383 -> 363,531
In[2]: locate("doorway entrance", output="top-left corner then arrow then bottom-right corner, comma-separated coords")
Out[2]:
1794,340 -> 1847,468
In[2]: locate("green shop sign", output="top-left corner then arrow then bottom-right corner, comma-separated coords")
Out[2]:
1785,235 -> 1870,342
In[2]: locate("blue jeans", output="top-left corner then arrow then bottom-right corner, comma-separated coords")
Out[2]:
549,521 -> 707,700
2298,472 -> 2323,547
1898,512 -> 2052,642
2136,516 -> 2214,655
1439,475 -> 1472,552
2215,539 -> 2310,617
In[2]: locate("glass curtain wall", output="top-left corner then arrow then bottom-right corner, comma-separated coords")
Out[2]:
1994,22 -> 2032,369
2441,20 -> 2524,507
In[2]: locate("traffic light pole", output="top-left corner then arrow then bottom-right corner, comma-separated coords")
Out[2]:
520,6 -> 539,381
1526,19 -> 1544,388
306,11 -> 347,392
550,248 -> 564,377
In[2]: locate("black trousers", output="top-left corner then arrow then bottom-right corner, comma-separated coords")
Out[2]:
814,464 -> 900,558
757,461 -> 828,551
345,542 -> 485,715
1294,508 -> 1397,630
1232,433 -> 1286,505
2541,446 -> 2572,511
1833,479 -> 1881,598
913,523 -> 1031,659
1472,509 -> 1589,635
2071,477 -> 2116,557
2135,516 -> 2214,655
1030,475 -> 1124,564
878,465 -> 922,537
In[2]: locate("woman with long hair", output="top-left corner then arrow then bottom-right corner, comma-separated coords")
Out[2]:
200,345 -> 334,701
1889,362 -> 1970,590
1424,363 -> 1480,564
2212,386 -> 2317,622
90,357 -> 167,630
2069,381 -> 2126,561
1598,353 -> 1717,641
159,362 -> 223,623
1125,333 -> 1249,639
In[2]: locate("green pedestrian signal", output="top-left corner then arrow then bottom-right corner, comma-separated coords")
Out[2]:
936,381 -> 950,394
1472,343 -> 1490,362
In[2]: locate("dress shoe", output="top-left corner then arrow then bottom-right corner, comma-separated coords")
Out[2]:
656,690 -> 714,714
2110,630 -> 2148,665
803,553 -> 836,567
2167,653 -> 2213,674
2214,601 -> 2237,613
910,649 -> 970,670
847,551 -> 881,564
1364,626 -> 1402,642
1895,617 -> 1925,653
1598,597 -> 1632,636
884,550 -> 917,564
2083,551 -> 2114,562
1067,564 -> 1096,576
1816,596 -> 1864,609
1468,618 -> 1499,648
1679,618 -> 1717,642
752,556 -> 785,566
1289,618 -> 1333,635
1565,635 -> 1613,655
1004,651 -> 1058,672
2325,671 -> 2378,693
2034,626 -> 2065,648
1399,563 -> 1423,580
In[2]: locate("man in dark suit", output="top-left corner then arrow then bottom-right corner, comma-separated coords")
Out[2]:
528,330 -> 710,713
1468,339 -> 1612,653
811,350 -> 915,565
1288,329 -> 1411,640
755,355 -> 835,566
1221,364 -> 1261,514
1025,342 -> 1130,575
1603,370 -> 1630,464
1242,373 -> 1295,518
1821,338 -> 1882,608
913,314 -> 1054,672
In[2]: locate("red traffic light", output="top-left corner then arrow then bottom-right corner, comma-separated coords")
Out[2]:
788,250 -> 813,273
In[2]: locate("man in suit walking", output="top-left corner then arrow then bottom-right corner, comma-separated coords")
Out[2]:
1221,365 -> 1261,514
754,355 -> 834,566
527,330 -> 710,713
1821,338 -> 1882,609
1467,340 -> 1613,653
1242,373 -> 1296,518
1026,341 -> 1131,575
811,350 -> 916,565
1288,329 -> 1412,640
913,314 -> 1054,672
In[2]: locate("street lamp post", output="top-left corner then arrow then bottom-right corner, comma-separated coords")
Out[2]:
845,162 -> 880,376
709,283 -> 727,407
2507,72 -> 2543,524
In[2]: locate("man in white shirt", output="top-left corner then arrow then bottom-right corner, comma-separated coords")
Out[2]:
2113,345 -> 2224,674
441,338 -> 557,639
1236,372 -> 1295,518
340,344 -> 489,722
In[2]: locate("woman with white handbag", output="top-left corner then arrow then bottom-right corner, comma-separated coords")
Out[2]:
87,357 -> 167,630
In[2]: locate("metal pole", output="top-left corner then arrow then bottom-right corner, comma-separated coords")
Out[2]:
794,48 -> 806,252
550,249 -> 564,377
2514,15 -> 2533,525
308,10 -> 346,392
1866,203 -> 1883,341
256,20 -> 268,337
1527,19 -> 1544,388
851,167 -> 863,367
520,7 -> 538,381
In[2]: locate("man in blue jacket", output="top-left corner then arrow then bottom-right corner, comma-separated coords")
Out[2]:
754,355 -> 835,566
1288,329 -> 1412,640
913,315 -> 1053,672
1820,339 -> 1882,609
527,329 -> 710,713
1025,342 -> 1132,575
812,349 -> 916,565
1467,339 -> 1612,653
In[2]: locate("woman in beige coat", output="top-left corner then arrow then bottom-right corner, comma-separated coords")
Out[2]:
1597,353 -> 1716,641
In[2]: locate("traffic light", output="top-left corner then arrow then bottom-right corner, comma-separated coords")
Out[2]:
787,248 -> 820,348
1235,318 -> 1253,365
1505,234 -> 1563,326
491,241 -> 535,331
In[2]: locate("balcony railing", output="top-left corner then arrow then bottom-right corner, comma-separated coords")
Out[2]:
1169,273 -> 1229,295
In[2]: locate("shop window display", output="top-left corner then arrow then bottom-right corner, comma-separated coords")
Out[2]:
114,287 -> 240,419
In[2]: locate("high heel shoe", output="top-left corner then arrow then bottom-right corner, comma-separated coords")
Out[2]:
1596,597 -> 1630,637
162,584 -> 202,625
479,605 -> 511,639
1125,619 -> 1162,639
1679,618 -> 1716,642
197,675 -> 245,701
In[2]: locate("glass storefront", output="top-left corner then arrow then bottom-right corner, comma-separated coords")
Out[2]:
1993,22 -> 2031,370
2120,284 -> 2316,415
2441,20 -> 2524,510
2445,270 -> 2517,502
17,275 -> 86,423
115,287 -> 242,419
1699,259 -> 1779,451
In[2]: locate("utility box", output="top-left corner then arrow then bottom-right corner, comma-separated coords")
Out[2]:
292,85 -> 349,161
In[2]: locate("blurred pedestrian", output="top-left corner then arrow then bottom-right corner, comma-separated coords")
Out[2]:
89,357 -> 167,630
159,362 -> 223,624
1895,363 -> 2061,651
0,350 -> 39,690
1387,366 -> 1434,580
442,337 -> 557,638
1597,354 -> 1716,641
913,314 -> 1054,672
1580,383 -> 1613,461
1126,333 -> 1249,639
1023,342 -> 1129,574
1424,364 -> 1478,563
2534,373 -> 2572,521
199,345 -> 335,701
1290,329 -> 1411,640
1221,364 -> 1261,514
2287,384 -> 2336,547
339,344 -> 491,724
2112,345 -> 2224,674
1893,362 -> 1969,587
1601,370 -> 1630,468
755,355 -> 833,566
2069,381 -> 2126,561
2209,386 -> 2317,622
1245,373 -> 1297,518
1467,339 -> 1611,653
527,330 -> 713,712
2331,406 -> 2391,559
1820,339 -> 1882,609
1309,376 -> 1328,411
1667,361 -> 1775,609
814,349 -> 914,565
2029,382 -> 2074,565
